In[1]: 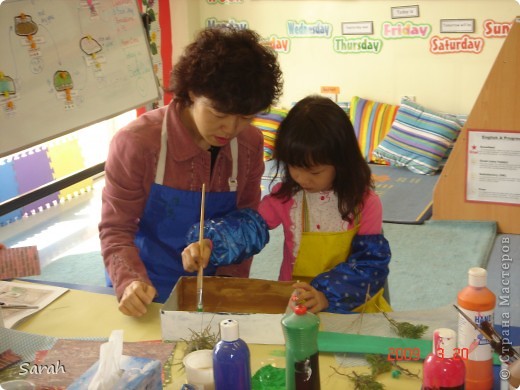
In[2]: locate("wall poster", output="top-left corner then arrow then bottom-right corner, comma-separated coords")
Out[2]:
466,129 -> 520,205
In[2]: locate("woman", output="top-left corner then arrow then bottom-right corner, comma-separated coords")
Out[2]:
99,26 -> 283,316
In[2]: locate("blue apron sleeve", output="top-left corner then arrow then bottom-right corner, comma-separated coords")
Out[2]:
310,234 -> 391,314
186,208 -> 270,266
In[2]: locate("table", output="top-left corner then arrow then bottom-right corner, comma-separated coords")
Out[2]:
13,285 -> 424,389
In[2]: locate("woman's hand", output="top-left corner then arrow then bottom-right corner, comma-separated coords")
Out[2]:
181,239 -> 212,273
291,281 -> 329,314
118,281 -> 157,317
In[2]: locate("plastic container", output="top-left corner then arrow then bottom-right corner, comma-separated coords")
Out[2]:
422,328 -> 465,390
457,267 -> 496,390
281,304 -> 320,390
183,349 -> 214,390
212,319 -> 251,390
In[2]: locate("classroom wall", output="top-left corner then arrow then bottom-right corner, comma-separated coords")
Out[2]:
169,0 -> 520,114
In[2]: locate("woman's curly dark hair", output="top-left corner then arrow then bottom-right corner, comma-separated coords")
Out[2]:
168,26 -> 283,115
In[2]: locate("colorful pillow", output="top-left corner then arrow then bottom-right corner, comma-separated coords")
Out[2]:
373,100 -> 462,175
350,96 -> 399,163
439,113 -> 467,168
337,101 -> 350,117
252,107 -> 288,161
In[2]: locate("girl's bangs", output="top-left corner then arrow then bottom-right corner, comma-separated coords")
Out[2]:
279,132 -> 332,168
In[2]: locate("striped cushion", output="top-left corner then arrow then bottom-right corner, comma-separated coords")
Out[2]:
373,100 -> 462,175
439,114 -> 467,168
350,96 -> 399,163
337,101 -> 351,117
252,107 -> 288,161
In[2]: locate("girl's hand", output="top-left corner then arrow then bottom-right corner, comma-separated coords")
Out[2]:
291,281 -> 329,314
182,239 -> 212,273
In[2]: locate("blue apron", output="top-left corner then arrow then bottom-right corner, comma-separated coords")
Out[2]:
135,113 -> 239,303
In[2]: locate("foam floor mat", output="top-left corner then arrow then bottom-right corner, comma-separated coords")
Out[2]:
370,164 -> 439,224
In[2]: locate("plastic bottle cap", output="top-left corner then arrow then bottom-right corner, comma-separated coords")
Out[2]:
433,328 -> 457,358
294,305 -> 307,315
220,319 -> 239,342
468,267 -> 487,287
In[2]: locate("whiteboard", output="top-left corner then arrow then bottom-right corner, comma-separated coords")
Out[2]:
0,0 -> 161,158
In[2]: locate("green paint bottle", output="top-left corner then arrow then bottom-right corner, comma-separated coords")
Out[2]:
281,304 -> 321,390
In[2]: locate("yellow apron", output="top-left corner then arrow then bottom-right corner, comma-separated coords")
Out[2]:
292,193 -> 391,313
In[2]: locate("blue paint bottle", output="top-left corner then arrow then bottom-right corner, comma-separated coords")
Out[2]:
213,319 -> 251,390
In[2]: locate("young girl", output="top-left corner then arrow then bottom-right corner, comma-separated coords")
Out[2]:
183,95 -> 391,314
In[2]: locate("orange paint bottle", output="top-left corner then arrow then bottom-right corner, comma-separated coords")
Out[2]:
457,267 -> 496,390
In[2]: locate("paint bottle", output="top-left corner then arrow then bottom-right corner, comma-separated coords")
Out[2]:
457,267 -> 496,390
212,319 -> 251,390
422,328 -> 465,390
281,304 -> 320,390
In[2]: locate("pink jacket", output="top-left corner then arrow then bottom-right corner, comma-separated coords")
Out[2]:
258,185 -> 383,280
99,103 -> 264,300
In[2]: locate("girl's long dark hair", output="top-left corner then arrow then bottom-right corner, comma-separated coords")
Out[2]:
273,95 -> 373,222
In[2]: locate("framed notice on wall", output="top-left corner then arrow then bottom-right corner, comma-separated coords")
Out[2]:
466,129 -> 520,206
440,19 -> 475,33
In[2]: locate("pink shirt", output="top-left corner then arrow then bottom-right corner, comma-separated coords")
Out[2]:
258,185 -> 383,280
99,103 -> 264,299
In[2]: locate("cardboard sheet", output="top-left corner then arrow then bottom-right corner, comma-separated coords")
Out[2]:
161,277 -> 294,344
0,246 -> 40,279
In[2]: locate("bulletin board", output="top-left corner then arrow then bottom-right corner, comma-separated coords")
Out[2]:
0,0 -> 161,158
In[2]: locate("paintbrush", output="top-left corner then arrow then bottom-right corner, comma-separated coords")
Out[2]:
197,183 -> 206,312
453,304 -> 519,362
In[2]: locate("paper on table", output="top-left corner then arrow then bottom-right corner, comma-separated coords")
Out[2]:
319,304 -> 458,338
0,281 -> 68,328
0,246 -> 40,279
318,305 -> 502,366
318,305 -> 454,367
318,332 -> 432,357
